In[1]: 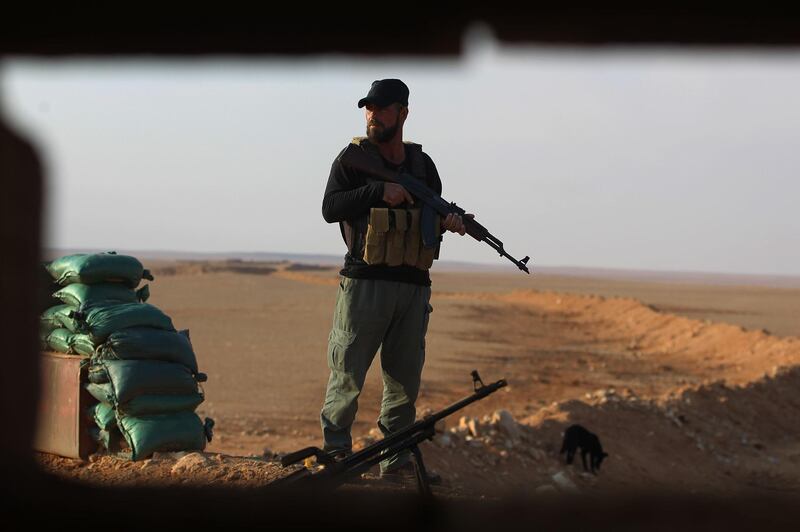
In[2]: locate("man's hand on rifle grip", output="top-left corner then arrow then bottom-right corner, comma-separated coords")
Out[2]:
382,183 -> 414,207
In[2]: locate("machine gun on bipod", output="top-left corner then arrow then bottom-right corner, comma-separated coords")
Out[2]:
275,371 -> 507,496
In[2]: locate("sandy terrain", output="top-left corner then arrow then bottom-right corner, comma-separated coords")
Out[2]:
37,260 -> 800,498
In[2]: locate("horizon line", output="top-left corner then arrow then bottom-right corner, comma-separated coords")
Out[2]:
43,247 -> 800,288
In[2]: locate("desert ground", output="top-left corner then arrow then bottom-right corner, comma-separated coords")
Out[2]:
38,260 -> 800,498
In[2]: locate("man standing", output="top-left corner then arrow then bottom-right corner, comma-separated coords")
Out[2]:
320,79 -> 467,480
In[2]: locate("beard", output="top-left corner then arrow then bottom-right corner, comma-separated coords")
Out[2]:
367,120 -> 399,143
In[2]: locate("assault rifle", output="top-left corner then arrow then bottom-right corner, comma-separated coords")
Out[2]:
276,371 -> 507,495
339,144 -> 531,274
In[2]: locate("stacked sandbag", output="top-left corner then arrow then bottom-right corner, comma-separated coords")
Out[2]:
85,359 -> 212,460
39,252 -> 153,355
39,252 -> 214,460
46,252 -> 154,287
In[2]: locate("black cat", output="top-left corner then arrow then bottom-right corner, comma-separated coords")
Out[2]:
560,424 -> 608,474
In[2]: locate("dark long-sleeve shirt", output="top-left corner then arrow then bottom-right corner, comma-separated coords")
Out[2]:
322,144 -> 443,286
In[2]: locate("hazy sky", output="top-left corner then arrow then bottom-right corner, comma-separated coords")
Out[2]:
3,32 -> 799,275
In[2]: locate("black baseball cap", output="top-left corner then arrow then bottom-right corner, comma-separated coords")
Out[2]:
357,79 -> 409,108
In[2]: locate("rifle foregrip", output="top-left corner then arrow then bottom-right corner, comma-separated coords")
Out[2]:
280,446 -> 320,467
464,218 -> 489,240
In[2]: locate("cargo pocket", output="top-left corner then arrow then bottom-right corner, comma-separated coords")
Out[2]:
385,209 -> 409,267
327,327 -> 357,373
363,208 -> 389,265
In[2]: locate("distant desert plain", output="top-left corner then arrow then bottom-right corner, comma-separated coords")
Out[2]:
38,258 -> 800,498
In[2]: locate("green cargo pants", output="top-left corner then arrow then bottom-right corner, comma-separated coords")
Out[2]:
320,277 -> 432,472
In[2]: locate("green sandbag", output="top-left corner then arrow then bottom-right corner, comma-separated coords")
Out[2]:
117,411 -> 210,461
72,302 -> 175,343
90,360 -> 199,405
46,252 -> 154,288
84,384 -> 204,415
40,305 -> 78,335
71,333 -> 98,356
45,328 -> 74,353
88,365 -> 109,384
116,393 -> 204,417
85,383 -> 116,406
94,328 -> 198,374
86,383 -> 114,403
87,402 -> 117,430
53,283 -> 150,307
41,328 -> 98,355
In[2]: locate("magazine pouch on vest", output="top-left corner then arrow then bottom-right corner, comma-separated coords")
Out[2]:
403,208 -> 421,266
386,209 -> 409,266
363,207 -> 439,270
364,208 -> 390,264
416,207 -> 441,270
350,136 -> 440,270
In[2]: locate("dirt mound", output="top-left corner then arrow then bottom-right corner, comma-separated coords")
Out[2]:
495,289 -> 798,387
437,288 -> 800,400
519,366 -> 800,494
341,366 -> 800,497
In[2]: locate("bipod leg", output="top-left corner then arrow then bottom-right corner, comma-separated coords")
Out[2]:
411,445 -> 432,497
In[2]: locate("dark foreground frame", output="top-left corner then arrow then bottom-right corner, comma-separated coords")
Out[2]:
3,7 -> 800,528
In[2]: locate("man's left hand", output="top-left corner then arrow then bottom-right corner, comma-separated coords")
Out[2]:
441,213 -> 474,236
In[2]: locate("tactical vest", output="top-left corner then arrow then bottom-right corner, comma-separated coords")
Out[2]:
344,137 -> 441,270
